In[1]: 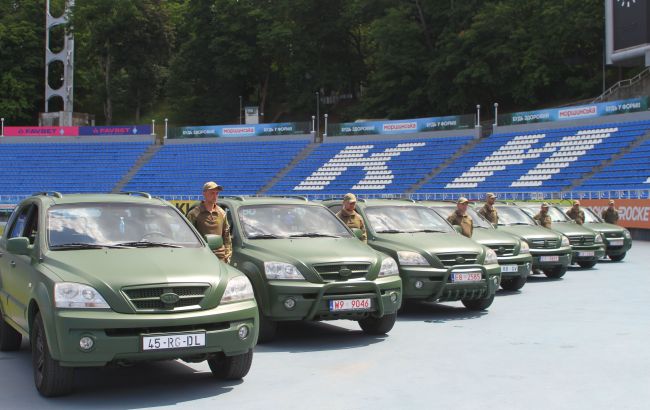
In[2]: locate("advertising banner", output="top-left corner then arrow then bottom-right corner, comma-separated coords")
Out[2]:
581,199 -> 650,229
169,122 -> 311,139
498,97 -> 649,126
327,114 -> 474,137
79,125 -> 152,136
4,126 -> 80,137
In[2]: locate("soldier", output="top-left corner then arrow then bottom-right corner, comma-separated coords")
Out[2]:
602,199 -> 620,225
533,203 -> 552,228
478,192 -> 498,224
336,193 -> 367,242
447,197 -> 473,238
566,200 -> 585,225
187,181 -> 232,263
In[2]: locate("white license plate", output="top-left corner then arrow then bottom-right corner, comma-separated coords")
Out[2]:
142,332 -> 206,351
500,264 -> 519,273
540,255 -> 559,262
609,239 -> 624,246
329,298 -> 371,311
578,251 -> 595,257
450,272 -> 482,282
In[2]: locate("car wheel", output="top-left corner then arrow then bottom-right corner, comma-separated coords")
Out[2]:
31,312 -> 74,397
257,310 -> 278,343
500,275 -> 527,291
358,313 -> 396,335
543,265 -> 567,279
462,294 -> 495,311
577,260 -> 597,269
609,253 -> 626,262
208,349 -> 253,379
0,308 -> 22,351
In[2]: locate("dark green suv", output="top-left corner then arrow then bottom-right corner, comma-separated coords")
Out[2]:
0,192 -> 258,397
216,197 -> 402,342
324,199 -> 501,311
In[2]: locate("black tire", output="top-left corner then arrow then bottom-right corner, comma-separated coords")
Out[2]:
31,313 -> 74,397
462,294 -> 495,311
0,308 -> 22,351
358,313 -> 397,335
577,260 -> 597,269
500,275 -> 527,291
543,265 -> 567,279
257,310 -> 278,343
208,349 -> 253,379
609,253 -> 626,262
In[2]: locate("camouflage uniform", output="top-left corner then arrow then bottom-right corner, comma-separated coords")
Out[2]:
478,203 -> 498,224
447,211 -> 473,238
566,207 -> 585,225
187,201 -> 232,262
602,207 -> 619,225
336,209 -> 367,242
534,211 -> 552,228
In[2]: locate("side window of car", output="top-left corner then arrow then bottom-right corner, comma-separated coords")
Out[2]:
221,205 -> 237,240
23,205 -> 39,244
8,205 -> 33,239
328,205 -> 342,214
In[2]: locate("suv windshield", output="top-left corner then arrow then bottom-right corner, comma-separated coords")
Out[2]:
520,205 -> 570,222
238,204 -> 352,239
429,205 -> 493,229
47,203 -> 201,249
497,207 -> 536,226
365,205 -> 454,233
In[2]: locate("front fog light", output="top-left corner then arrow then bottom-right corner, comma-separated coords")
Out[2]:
284,297 -> 296,310
390,292 -> 399,303
414,280 -> 424,289
79,336 -> 94,351
238,326 -> 250,340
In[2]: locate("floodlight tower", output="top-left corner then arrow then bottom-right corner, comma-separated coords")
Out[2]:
44,0 -> 75,115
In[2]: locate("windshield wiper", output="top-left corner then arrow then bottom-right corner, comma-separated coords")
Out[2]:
114,241 -> 181,248
247,234 -> 283,239
288,233 -> 340,238
408,229 -> 447,233
376,229 -> 405,233
50,243 -> 128,250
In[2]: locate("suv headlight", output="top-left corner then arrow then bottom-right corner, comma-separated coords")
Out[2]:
264,262 -> 304,280
379,257 -> 399,277
595,234 -> 603,244
397,251 -> 429,266
561,235 -> 570,247
519,241 -> 530,254
221,275 -> 254,304
484,248 -> 498,265
54,283 -> 110,309
623,230 -> 631,239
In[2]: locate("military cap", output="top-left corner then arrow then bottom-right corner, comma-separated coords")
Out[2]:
608,199 -> 615,205
203,181 -> 224,191
573,200 -> 580,206
541,202 -> 549,208
486,193 -> 497,199
457,197 -> 469,204
343,193 -> 357,203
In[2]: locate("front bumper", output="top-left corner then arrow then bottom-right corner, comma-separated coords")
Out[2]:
264,276 -> 402,321
570,244 -> 606,264
52,299 -> 258,367
530,246 -> 572,270
496,254 -> 533,279
399,264 -> 501,302
603,237 -> 632,256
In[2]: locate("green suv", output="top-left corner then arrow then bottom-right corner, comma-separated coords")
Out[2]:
216,197 -> 402,342
421,201 -> 532,291
0,192 -> 258,397
324,199 -> 501,311
559,206 -> 632,262
518,204 -> 606,268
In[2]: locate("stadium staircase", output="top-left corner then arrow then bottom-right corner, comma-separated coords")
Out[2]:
112,144 -> 163,193
257,142 -> 319,195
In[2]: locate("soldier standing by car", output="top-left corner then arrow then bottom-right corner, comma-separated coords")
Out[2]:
336,193 -> 367,242
566,200 -> 585,225
187,181 -> 232,262
602,199 -> 620,225
447,197 -> 473,238
478,193 -> 498,224
533,203 -> 552,228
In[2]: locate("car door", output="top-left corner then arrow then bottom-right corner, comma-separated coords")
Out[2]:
0,202 -> 38,331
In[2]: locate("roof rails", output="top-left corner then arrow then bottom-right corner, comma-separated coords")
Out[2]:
33,191 -> 63,198
267,195 -> 309,201
119,191 -> 152,199
220,195 -> 247,201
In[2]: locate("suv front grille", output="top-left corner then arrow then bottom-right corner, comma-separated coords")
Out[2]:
313,263 -> 371,281
530,239 -> 558,249
567,235 -> 595,246
436,253 -> 479,267
604,232 -> 622,239
123,284 -> 210,312
486,244 -> 516,257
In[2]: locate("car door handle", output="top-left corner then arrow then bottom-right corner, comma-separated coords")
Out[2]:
10,261 -> 16,268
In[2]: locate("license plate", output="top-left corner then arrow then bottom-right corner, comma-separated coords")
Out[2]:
329,298 -> 372,311
578,251 -> 595,257
450,272 -> 482,282
540,255 -> 559,262
609,239 -> 624,246
142,332 -> 206,351
500,265 -> 519,273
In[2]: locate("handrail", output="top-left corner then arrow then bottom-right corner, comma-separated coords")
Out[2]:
592,67 -> 650,103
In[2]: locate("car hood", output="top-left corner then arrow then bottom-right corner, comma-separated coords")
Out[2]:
583,222 -> 625,235
372,232 -> 483,256
549,222 -> 597,237
471,228 -> 519,246
497,225 -> 560,241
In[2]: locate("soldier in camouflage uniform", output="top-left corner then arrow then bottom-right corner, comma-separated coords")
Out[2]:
187,181 -> 232,262
336,193 -> 367,242
566,200 -> 585,225
478,192 -> 498,224
602,199 -> 620,225
447,197 -> 473,238
533,203 -> 552,228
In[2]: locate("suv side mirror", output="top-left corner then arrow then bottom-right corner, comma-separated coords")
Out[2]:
7,237 -> 30,255
205,234 -> 224,250
351,228 -> 364,240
